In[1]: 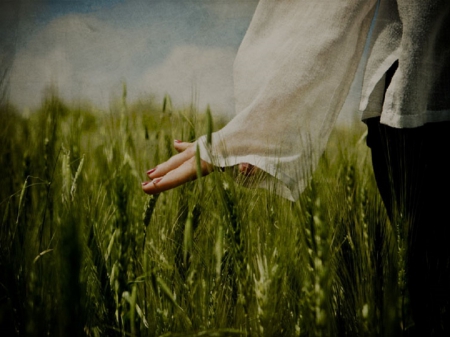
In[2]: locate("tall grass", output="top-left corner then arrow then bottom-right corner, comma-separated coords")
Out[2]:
0,90 -> 405,336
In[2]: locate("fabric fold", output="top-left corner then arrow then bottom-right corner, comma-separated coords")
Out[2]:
199,0 -> 377,200
198,0 -> 450,200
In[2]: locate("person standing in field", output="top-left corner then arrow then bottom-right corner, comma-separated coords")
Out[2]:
142,1 -> 450,335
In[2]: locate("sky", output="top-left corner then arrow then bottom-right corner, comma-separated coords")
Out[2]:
1,0 -> 362,123
1,0 -> 259,116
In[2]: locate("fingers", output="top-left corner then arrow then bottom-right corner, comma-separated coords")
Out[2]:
142,157 -> 197,194
142,157 -> 213,195
148,144 -> 195,179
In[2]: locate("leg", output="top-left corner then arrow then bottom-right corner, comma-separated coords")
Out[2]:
367,118 -> 450,336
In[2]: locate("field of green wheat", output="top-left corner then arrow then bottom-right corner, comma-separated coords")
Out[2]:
1,88 -> 410,336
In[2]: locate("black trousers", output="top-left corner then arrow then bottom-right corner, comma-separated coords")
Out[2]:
366,117 -> 450,336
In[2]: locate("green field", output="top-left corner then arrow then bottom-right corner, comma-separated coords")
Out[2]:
1,90 -> 409,336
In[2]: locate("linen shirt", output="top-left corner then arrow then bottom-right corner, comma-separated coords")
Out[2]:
198,0 -> 450,201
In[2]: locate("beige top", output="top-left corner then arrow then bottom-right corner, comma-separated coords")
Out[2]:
198,0 -> 450,201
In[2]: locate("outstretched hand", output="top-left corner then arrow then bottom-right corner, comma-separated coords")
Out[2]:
142,140 -> 258,195
142,140 -> 212,194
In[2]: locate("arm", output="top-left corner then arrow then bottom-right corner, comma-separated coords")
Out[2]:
143,0 -> 378,199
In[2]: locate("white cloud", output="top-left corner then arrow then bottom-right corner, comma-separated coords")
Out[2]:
140,45 -> 236,115
10,46 -> 75,107
9,11 -> 238,115
10,13 -> 158,109
202,0 -> 258,20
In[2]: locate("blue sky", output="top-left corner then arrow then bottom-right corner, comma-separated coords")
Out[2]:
1,0 -> 361,123
39,0 -> 125,19
2,0 -> 258,115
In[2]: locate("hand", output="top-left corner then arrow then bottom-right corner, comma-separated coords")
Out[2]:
141,140 -> 258,195
142,140 -> 212,195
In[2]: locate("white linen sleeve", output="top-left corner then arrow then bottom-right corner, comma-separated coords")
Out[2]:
198,0 -> 378,201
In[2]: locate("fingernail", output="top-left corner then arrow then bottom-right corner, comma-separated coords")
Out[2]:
142,181 -> 149,186
147,168 -> 156,175
152,177 -> 162,185
174,139 -> 182,143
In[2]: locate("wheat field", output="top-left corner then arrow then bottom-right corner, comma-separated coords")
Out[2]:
0,89 -> 408,336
